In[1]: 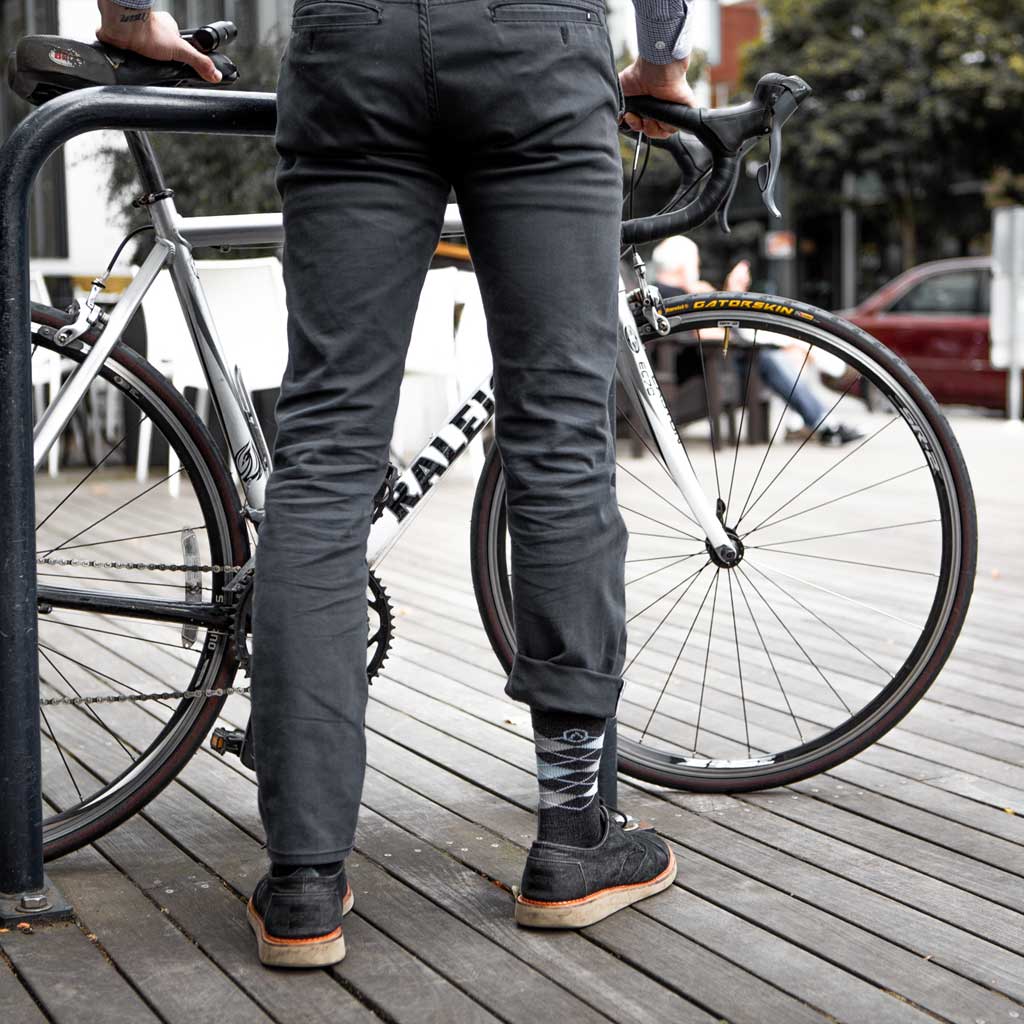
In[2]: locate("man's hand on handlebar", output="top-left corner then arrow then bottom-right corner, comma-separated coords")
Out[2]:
619,58 -> 695,139
95,0 -> 222,83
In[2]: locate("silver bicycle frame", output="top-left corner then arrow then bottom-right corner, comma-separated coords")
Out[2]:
32,134 -> 734,563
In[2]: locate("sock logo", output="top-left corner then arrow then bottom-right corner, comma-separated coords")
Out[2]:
560,728 -> 592,743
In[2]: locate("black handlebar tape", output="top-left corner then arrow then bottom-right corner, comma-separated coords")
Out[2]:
621,154 -> 740,245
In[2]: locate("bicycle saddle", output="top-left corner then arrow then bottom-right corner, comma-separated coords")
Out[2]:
7,33 -> 238,107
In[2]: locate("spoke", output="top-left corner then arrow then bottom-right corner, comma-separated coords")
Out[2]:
38,524 -> 207,556
626,551 -> 707,588
628,531 -> 709,542
750,547 -> 938,578
736,567 -> 852,714
740,416 -> 899,535
725,573 -> 752,756
38,571 -> 193,590
39,468 -> 187,557
616,460 -> 700,530
37,647 -> 137,760
39,703 -> 84,803
625,561 -> 710,664
751,518 -> 940,548
691,570 -> 722,752
618,503 -> 702,543
620,410 -> 671,478
638,566 -> 718,741
725,329 -> 757,517
745,560 -> 892,678
696,332 -> 722,501
38,642 -> 178,714
743,559 -> 920,630
736,375 -> 857,529
735,345 -> 813,524
733,570 -> 804,742
40,618 -> 209,652
35,424 -> 138,533
626,551 -> 705,564
745,465 -> 928,538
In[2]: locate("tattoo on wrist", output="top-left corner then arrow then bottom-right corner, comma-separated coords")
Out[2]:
119,10 -> 149,23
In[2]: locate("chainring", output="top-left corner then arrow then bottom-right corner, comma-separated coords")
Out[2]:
231,564 -> 394,683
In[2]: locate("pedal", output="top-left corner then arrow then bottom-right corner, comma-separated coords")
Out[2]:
210,727 -> 245,757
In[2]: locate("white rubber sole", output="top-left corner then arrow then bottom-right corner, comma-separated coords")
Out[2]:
248,885 -> 354,968
514,848 -> 677,929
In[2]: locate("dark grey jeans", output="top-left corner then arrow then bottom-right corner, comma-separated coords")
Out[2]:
252,0 -> 628,864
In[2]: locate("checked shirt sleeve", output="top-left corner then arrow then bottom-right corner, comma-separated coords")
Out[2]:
632,0 -> 690,64
110,0 -> 155,8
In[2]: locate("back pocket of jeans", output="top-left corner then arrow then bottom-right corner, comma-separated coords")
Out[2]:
490,1 -> 602,23
292,0 -> 381,29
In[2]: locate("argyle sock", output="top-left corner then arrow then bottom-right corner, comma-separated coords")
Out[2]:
531,710 -> 606,848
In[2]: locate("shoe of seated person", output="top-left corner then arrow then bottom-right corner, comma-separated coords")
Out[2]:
247,863 -> 354,967
819,423 -> 866,446
514,807 -> 676,928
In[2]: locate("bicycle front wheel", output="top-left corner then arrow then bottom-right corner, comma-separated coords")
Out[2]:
471,295 -> 976,791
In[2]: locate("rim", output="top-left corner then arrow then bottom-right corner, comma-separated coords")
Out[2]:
34,337 -> 246,849
480,309 -> 968,784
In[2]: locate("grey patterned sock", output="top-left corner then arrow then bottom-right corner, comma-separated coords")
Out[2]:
531,710 -> 606,848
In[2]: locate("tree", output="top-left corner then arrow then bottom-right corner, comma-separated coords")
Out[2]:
104,39 -> 284,242
743,0 -> 1024,264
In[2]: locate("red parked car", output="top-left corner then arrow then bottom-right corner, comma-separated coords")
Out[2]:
842,256 -> 1005,409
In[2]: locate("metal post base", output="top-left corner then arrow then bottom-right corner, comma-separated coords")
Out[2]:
0,875 -> 73,925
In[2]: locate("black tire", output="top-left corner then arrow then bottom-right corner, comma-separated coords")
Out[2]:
471,295 -> 976,792
35,335 -> 249,859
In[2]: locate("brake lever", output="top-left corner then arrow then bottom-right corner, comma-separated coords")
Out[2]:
755,75 -> 810,218
716,137 -> 759,233
756,120 -> 783,218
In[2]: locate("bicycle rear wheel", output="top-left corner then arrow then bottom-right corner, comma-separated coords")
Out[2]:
32,334 -> 249,858
471,295 -> 976,791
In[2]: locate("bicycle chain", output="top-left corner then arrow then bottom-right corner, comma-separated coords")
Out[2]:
36,557 -> 393,707
38,554 -> 246,706
39,684 -> 251,707
37,556 -> 242,574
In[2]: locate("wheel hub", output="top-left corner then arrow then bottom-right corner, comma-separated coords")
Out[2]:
706,527 -> 745,569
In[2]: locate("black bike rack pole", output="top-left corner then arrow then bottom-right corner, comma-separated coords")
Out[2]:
0,87 -> 276,922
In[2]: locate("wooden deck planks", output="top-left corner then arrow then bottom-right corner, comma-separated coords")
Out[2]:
9,411 -> 1023,1023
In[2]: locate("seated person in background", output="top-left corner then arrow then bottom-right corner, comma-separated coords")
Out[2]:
652,237 -> 864,446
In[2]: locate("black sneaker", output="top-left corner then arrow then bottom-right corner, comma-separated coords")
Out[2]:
515,808 -> 676,928
247,863 -> 354,967
819,423 -> 865,446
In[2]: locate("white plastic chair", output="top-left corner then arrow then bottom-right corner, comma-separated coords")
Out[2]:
392,267 -> 492,474
30,270 -> 62,478
136,258 -> 289,495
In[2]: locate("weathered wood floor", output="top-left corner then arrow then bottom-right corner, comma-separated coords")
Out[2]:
3,412 -> 1023,1024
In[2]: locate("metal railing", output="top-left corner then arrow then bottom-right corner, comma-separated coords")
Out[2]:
0,85 -> 276,921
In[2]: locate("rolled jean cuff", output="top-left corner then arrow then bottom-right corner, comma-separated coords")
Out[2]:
504,653 -> 623,719
267,846 -> 353,866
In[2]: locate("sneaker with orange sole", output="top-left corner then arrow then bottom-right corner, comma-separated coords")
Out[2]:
515,808 -> 677,928
247,863 -> 354,967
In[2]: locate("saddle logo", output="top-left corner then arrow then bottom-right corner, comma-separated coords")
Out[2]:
48,47 -> 84,69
